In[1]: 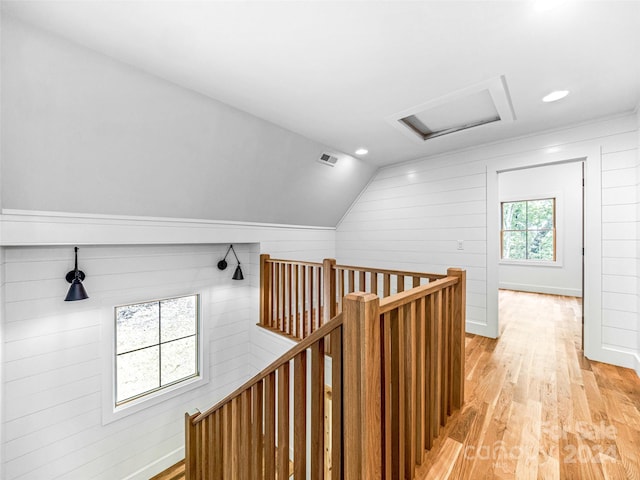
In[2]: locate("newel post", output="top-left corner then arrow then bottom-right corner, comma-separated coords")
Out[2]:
184,413 -> 198,480
447,268 -> 466,409
260,254 -> 271,327
342,292 -> 382,479
323,258 -> 337,324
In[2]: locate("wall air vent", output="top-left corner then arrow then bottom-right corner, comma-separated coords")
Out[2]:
317,152 -> 338,167
387,75 -> 516,143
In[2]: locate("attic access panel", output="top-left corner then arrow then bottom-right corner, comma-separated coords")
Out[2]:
387,75 -> 516,143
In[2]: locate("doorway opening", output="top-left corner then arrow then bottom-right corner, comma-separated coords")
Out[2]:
497,160 -> 584,346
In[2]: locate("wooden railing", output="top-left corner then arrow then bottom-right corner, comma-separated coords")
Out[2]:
186,313 -> 345,479
185,261 -> 466,480
259,254 -> 447,341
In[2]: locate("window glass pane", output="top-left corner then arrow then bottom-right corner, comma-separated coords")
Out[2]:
161,336 -> 197,386
116,302 -> 159,354
502,231 -> 526,259
502,202 -> 526,230
527,199 -> 554,230
528,230 -> 554,260
116,346 -> 160,402
160,295 -> 197,342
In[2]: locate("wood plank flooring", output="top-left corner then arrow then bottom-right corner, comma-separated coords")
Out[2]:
416,290 -> 640,480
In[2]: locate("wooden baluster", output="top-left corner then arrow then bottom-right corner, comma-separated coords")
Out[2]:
232,398 -> 240,478
294,352 -> 307,479
383,274 -> 391,298
442,286 -> 450,420
331,325 -> 344,480
338,269 -> 345,313
433,290 -> 443,436
213,410 -> 223,479
359,271 -> 366,293
238,392 -> 250,479
301,265 -> 307,339
222,403 -> 232,479
265,374 -> 276,480
391,305 -> 405,479
404,302 -> 416,478
251,383 -> 263,480
260,254 -> 271,328
371,272 -> 378,296
293,264 -> 298,338
426,293 -> 436,448
415,296 -> 426,464
397,274 -> 405,293
413,276 -> 420,288
287,263 -> 293,335
382,311 -> 392,479
348,270 -> 355,294
311,339 -> 325,480
308,266 -> 314,334
274,263 -> 280,331
447,268 -> 466,410
342,292 -> 382,479
316,266 -> 322,331
277,363 -> 290,479
323,258 -> 337,324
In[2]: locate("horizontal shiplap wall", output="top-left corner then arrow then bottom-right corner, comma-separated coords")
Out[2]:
337,159 -> 488,327
2,244 -> 253,480
602,140 -> 639,353
337,114 -> 639,362
1,224 -> 335,480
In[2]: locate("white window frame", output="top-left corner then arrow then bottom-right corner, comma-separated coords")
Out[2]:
499,191 -> 563,267
101,290 -> 209,425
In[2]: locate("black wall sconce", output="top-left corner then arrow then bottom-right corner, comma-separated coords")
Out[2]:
218,244 -> 244,280
65,247 -> 89,301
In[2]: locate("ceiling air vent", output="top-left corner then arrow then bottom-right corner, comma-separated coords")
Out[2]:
317,152 -> 338,167
387,75 -> 516,143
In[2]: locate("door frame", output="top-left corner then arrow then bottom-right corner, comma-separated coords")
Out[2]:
484,142 -> 603,362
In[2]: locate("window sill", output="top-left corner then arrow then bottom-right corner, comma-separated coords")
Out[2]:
499,259 -> 562,268
102,374 -> 208,425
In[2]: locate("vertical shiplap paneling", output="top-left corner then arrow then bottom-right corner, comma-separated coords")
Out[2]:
601,143 -> 639,352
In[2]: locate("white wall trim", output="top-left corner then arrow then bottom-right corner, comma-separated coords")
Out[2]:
499,283 -> 581,297
487,144 -> 603,358
0,209 -> 335,246
121,446 -> 184,480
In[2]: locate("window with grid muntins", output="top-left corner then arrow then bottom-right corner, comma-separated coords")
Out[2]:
115,294 -> 199,405
501,198 -> 556,261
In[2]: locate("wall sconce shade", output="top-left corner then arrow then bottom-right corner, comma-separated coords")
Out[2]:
65,247 -> 89,301
218,244 -> 244,280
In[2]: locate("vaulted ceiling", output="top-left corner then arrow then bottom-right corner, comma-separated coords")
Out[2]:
3,0 -> 639,166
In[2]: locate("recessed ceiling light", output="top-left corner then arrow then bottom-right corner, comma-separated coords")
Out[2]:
542,90 -> 569,103
355,148 -> 368,155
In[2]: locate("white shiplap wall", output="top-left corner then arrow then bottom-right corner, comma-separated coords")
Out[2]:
337,113 -> 639,369
0,219 -> 335,480
601,143 -> 639,354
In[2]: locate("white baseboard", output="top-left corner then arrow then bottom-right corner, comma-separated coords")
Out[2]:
585,344 -> 640,374
499,282 -> 582,297
465,320 -> 497,339
635,352 -> 640,378
121,446 -> 184,480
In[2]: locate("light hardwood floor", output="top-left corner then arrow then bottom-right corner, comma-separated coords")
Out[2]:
416,290 -> 640,480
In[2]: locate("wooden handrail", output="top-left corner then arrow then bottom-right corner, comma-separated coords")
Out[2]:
265,257 -> 323,268
379,276 -> 458,314
336,263 -> 446,281
192,312 -> 344,424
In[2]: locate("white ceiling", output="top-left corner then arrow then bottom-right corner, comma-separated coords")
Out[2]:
3,0 -> 640,166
